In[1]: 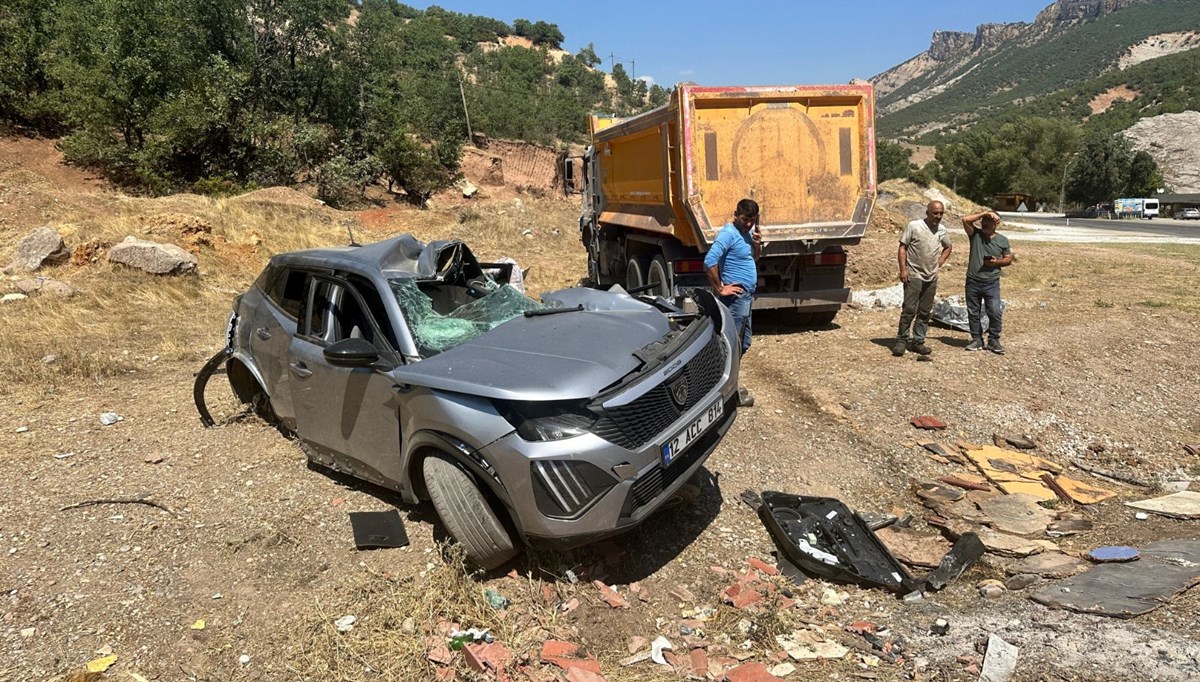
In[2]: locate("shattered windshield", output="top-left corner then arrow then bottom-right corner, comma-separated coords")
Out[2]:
390,278 -> 554,356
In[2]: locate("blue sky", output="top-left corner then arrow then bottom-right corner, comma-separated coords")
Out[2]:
416,1 -> 1056,85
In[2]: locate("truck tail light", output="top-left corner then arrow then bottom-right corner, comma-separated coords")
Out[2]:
673,259 -> 706,273
801,251 -> 847,267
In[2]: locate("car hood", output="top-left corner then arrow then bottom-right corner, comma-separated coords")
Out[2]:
390,308 -> 672,400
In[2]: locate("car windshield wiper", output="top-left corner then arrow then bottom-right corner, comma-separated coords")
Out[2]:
524,304 -> 584,318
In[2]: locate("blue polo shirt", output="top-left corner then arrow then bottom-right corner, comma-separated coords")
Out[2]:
704,223 -> 757,293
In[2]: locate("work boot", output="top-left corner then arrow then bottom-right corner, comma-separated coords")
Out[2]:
737,387 -> 755,407
989,339 -> 1006,355
965,338 -> 984,352
908,341 -> 932,355
891,341 -> 907,357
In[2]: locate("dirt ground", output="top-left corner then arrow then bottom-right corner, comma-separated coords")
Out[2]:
2,137 -> 1199,682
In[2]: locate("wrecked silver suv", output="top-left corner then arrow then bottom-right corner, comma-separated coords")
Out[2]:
196,235 -> 741,568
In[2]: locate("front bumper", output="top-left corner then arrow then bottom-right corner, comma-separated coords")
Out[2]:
482,390 -> 738,548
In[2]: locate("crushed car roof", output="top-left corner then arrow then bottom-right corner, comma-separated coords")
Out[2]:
271,234 -> 471,278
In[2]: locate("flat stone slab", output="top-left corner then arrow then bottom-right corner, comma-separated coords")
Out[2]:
978,493 -> 1055,536
876,526 -> 951,569
1125,491 -> 1200,520
1032,540 -> 1200,618
1008,552 -> 1090,578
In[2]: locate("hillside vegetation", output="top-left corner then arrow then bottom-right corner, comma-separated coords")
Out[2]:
0,0 -> 664,203
878,0 -> 1200,140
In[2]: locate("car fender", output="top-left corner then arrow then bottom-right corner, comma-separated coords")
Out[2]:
402,429 -> 526,539
228,348 -> 270,400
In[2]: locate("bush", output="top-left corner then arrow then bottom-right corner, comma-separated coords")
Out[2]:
378,131 -> 455,205
316,154 -> 379,208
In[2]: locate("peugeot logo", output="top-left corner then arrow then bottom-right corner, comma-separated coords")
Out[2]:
667,374 -> 689,408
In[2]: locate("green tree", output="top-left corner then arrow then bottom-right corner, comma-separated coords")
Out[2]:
876,140 -> 915,182
0,0 -> 59,128
1066,133 -> 1132,204
1125,149 -> 1163,196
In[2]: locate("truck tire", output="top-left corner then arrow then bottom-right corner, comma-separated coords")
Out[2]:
423,453 -> 517,571
647,255 -> 671,299
626,255 -> 648,292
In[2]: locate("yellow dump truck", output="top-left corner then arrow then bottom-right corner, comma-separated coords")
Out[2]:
574,83 -> 876,323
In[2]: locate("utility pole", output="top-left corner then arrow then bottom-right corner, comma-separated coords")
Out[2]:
458,75 -> 473,144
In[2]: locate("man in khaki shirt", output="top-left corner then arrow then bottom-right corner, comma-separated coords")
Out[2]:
893,201 -> 953,357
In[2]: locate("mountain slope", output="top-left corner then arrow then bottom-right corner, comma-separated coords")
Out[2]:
874,0 -> 1200,139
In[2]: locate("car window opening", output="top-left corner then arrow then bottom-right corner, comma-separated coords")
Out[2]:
390,278 -> 555,356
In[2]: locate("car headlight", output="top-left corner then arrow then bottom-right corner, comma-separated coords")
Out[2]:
494,399 -> 597,441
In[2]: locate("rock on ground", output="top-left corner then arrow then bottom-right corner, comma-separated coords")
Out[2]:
6,226 -> 70,272
108,236 -> 198,275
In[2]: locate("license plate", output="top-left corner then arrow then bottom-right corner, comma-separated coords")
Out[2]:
661,398 -> 723,466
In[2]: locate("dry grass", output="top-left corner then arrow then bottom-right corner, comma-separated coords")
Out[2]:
0,189 -> 585,396
1002,242 -> 1200,315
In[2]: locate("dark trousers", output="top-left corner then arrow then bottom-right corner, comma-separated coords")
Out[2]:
897,277 -> 938,344
966,277 -> 1003,342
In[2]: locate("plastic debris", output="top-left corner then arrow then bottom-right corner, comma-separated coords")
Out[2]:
650,636 -> 673,665
334,615 -> 357,632
484,589 -> 510,610
99,412 -> 123,426
1088,546 -> 1140,563
86,654 -> 118,673
238,654 -> 251,666
190,619 -> 205,630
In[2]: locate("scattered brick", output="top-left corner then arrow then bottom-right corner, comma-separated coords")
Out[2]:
593,580 -> 631,608
427,643 -> 453,666
541,640 -> 579,661
463,642 -> 512,674
565,667 -> 608,682
434,666 -> 456,681
725,661 -> 783,682
690,648 -> 709,678
845,621 -> 878,635
732,587 -> 762,609
911,415 -> 948,430
669,585 -> 696,602
747,557 -> 779,576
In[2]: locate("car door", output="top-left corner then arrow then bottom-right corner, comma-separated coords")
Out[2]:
287,276 -> 405,489
249,267 -> 308,422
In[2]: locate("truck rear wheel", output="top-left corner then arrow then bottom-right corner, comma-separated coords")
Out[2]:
647,256 -> 671,299
626,255 -> 648,292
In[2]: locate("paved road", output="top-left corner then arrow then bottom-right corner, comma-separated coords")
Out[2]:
996,214 -> 1200,244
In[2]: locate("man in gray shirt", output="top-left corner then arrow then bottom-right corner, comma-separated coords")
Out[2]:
962,210 -> 1013,354
893,201 -> 953,357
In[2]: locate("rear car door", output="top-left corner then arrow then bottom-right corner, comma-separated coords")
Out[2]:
250,267 -> 309,422
287,276 -> 405,488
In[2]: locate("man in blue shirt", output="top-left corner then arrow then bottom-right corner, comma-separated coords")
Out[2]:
705,199 -> 761,405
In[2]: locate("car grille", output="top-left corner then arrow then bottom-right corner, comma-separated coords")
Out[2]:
628,394 -> 736,511
590,332 -> 725,450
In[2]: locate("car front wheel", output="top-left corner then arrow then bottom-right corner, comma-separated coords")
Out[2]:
423,453 -> 517,570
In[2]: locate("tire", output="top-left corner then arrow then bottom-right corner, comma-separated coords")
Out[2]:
647,255 -> 671,299
423,453 -> 517,571
626,255 -> 648,292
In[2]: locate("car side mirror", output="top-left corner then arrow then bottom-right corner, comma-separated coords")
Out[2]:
323,338 -> 380,367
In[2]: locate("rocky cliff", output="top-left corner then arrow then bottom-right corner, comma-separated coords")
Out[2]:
1123,111 -> 1200,193
872,0 -> 1149,108
1035,0 -> 1143,23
